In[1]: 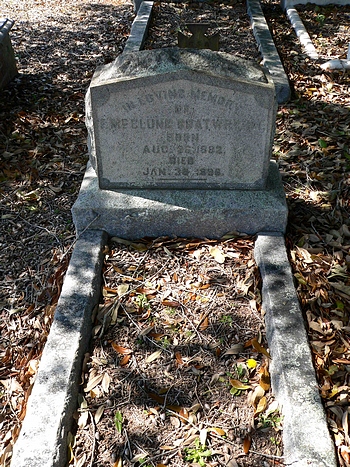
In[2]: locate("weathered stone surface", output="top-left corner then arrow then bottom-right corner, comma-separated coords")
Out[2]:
255,234 -> 337,467
10,230 -> 108,467
124,1 -> 153,53
86,48 -> 277,190
246,0 -> 291,103
72,160 -> 287,238
0,18 -> 18,89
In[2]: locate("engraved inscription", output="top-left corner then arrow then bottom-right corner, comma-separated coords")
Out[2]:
102,118 -> 234,132
120,87 -> 236,113
94,77 -> 273,188
143,167 -> 223,178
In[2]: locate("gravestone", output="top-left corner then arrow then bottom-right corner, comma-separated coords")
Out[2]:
73,48 -> 287,238
0,18 -> 18,89
86,48 -> 276,190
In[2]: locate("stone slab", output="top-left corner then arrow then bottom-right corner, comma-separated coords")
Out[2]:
254,234 -> 337,467
124,1 -> 153,53
246,0 -> 291,104
0,18 -> 18,89
10,230 -> 108,467
72,160 -> 287,239
286,7 -> 319,60
86,48 -> 277,190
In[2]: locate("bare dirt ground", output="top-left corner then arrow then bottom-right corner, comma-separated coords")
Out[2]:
72,236 -> 282,467
0,0 -> 349,466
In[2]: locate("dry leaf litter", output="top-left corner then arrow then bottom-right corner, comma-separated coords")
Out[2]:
0,0 -> 349,466
72,236 -> 282,467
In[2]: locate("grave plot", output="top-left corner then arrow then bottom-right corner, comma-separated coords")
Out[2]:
143,1 -> 260,61
296,4 -> 350,61
71,236 -> 283,467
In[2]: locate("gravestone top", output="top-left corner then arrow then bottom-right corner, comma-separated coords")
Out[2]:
91,48 -> 268,86
86,48 -> 277,190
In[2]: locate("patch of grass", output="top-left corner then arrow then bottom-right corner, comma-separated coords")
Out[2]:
184,438 -> 212,467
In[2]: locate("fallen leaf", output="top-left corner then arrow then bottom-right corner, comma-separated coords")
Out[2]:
162,300 -> 181,307
113,457 -> 123,467
119,355 -> 131,367
84,374 -> 103,393
117,284 -> 129,297
209,246 -> 225,263
199,316 -> 209,331
255,396 -> 267,415
229,379 -> 251,390
145,349 -> 162,363
170,416 -> 181,428
210,427 -> 226,436
249,384 -> 265,408
243,434 -> 251,454
94,405 -> 104,424
259,366 -> 271,391
200,428 -> 207,446
179,407 -> 189,421
223,344 -> 244,355
78,410 -> 89,429
175,351 -> 184,365
251,338 -> 271,359
102,373 -> 111,393
111,343 -> 133,355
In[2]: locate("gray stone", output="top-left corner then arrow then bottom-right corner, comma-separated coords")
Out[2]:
247,0 -> 291,104
0,18 -> 18,89
72,160 -> 287,238
85,48 -> 277,190
124,1 -> 153,53
10,230 -> 108,467
254,234 -> 337,467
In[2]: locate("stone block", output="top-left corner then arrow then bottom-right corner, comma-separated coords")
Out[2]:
255,234 -> 337,467
10,230 -> 108,467
85,48 -> 277,190
72,160 -> 287,239
0,18 -> 18,89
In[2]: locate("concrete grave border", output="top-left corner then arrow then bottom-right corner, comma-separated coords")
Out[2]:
280,0 -> 350,69
255,234 -> 337,467
11,233 -> 338,467
11,230 -> 108,467
123,0 -> 291,103
10,3 -> 336,467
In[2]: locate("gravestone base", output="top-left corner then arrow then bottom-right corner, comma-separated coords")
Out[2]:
72,160 -> 287,239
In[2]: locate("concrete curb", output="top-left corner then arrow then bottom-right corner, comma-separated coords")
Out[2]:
255,233 -> 337,467
123,1 -> 153,53
11,232 -> 338,466
11,230 -> 108,467
246,0 -> 291,103
285,7 -> 319,60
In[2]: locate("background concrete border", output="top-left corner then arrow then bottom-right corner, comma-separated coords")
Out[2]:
247,0 -> 291,103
